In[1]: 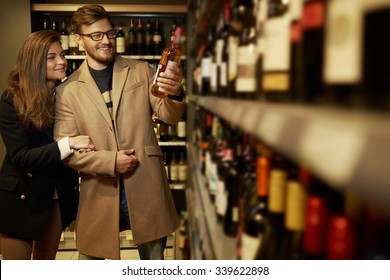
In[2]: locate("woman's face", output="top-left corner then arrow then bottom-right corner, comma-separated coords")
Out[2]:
46,41 -> 67,84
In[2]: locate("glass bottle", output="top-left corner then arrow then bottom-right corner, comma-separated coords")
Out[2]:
236,0 -> 258,100
116,22 -> 126,55
261,0 -> 292,102
217,0 -> 231,98
170,151 -> 179,184
151,27 -> 182,98
127,18 -> 136,55
135,18 -> 145,55
302,0 -> 326,104
144,19 -> 153,55
152,18 -> 163,55
256,154 -> 289,259
279,166 -> 308,259
241,153 -> 270,260
69,29 -> 78,55
60,20 -> 69,55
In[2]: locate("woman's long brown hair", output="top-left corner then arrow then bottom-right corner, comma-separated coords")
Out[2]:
7,30 -> 61,131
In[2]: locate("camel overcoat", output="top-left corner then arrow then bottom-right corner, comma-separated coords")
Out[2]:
54,55 -> 185,259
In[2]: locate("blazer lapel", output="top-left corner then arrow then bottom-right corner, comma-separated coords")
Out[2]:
78,62 -> 114,128
111,56 -> 129,119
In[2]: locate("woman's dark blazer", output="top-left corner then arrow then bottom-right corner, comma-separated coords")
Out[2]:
0,90 -> 79,240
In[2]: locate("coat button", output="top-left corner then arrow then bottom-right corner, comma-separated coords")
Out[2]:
114,183 -> 118,188
27,173 -> 33,178
20,195 -> 26,200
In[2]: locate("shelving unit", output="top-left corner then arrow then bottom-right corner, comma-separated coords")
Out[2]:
183,0 -> 390,260
192,96 -> 390,210
32,3 -> 187,14
186,96 -> 390,259
65,55 -> 186,61
187,144 -> 236,259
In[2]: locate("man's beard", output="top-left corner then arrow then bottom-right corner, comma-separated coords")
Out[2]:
86,43 -> 115,65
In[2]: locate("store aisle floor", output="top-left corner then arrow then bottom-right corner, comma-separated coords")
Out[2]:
55,249 -> 143,260
1,247 -> 173,260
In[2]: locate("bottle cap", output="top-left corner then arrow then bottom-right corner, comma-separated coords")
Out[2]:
173,27 -> 182,45
326,215 -> 357,260
256,156 -> 269,197
303,196 -> 328,256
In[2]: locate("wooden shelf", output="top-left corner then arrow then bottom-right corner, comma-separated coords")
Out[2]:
32,3 -> 187,14
65,55 -> 186,60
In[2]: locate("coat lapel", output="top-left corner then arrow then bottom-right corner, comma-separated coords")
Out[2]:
111,56 -> 129,119
78,62 -> 114,128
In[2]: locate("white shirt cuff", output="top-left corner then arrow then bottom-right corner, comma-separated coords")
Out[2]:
58,136 -> 73,160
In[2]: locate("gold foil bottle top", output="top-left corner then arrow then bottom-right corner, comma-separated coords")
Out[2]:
285,180 -> 307,231
268,169 -> 287,214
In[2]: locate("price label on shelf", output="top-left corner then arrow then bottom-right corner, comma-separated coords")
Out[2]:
299,120 -> 367,187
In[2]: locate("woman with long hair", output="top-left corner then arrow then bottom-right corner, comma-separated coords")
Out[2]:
0,30 -> 94,259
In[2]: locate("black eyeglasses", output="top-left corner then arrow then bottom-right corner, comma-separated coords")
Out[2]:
78,30 -> 117,41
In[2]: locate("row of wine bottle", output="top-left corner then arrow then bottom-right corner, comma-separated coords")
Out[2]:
44,18 -> 186,57
193,107 -> 390,259
116,18 -> 187,56
192,0 -> 390,111
152,111 -> 187,142
161,146 -> 187,185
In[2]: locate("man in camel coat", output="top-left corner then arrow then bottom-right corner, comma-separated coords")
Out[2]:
54,4 -> 186,260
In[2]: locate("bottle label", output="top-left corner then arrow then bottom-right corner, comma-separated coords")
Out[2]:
323,0 -> 363,84
220,62 -> 227,87
153,60 -> 177,92
201,57 -> 212,78
228,36 -> 239,80
216,39 -> 224,64
208,162 -> 218,196
60,35 -> 69,50
153,34 -> 162,42
177,121 -> 186,138
263,17 -> 291,71
241,234 -> 262,260
262,73 -> 289,91
69,34 -> 77,48
216,179 -> 227,216
236,45 -> 257,92
116,37 -> 126,53
170,164 -> 179,181
178,164 -> 187,181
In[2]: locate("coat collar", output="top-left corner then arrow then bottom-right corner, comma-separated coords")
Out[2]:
77,56 -> 129,127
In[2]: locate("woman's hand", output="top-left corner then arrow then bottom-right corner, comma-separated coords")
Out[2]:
69,135 -> 95,152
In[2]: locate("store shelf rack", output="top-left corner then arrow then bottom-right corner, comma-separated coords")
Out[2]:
190,96 -> 390,216
32,3 -> 187,14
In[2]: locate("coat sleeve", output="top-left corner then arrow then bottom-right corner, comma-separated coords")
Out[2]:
0,91 -> 61,174
54,85 -> 117,177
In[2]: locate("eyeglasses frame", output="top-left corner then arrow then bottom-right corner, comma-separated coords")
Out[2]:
77,30 -> 117,41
